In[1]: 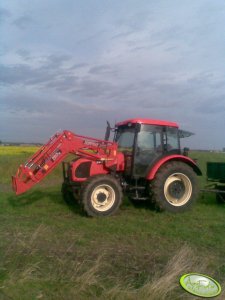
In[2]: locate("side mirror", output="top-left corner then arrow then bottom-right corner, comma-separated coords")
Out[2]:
104,121 -> 111,141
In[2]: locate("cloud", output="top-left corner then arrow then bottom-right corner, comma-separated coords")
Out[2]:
196,96 -> 225,114
0,63 -> 56,86
44,54 -> 72,67
69,63 -> 88,70
1,0 -> 225,148
1,54 -> 223,118
1,92 -> 109,115
89,65 -> 115,75
0,8 -> 11,23
0,53 -> 75,87
70,78 -> 115,99
13,15 -> 33,30
16,49 -> 31,60
45,75 -> 78,91
0,88 -> 115,142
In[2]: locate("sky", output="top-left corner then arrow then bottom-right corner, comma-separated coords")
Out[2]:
0,0 -> 225,149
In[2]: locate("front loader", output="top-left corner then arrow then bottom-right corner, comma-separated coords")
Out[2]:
12,118 -> 201,216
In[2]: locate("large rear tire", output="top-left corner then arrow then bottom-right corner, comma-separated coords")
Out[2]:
81,175 -> 123,217
151,161 -> 199,212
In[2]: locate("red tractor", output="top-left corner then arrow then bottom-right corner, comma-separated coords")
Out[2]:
12,118 -> 201,216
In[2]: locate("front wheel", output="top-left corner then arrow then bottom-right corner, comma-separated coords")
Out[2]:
151,161 -> 199,212
81,175 -> 123,217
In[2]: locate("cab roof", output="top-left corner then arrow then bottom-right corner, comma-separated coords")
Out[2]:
116,118 -> 179,128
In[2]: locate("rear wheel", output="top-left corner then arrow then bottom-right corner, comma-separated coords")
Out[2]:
81,175 -> 123,217
151,161 -> 199,212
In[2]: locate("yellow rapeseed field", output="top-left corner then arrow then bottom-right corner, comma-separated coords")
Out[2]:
0,146 -> 38,155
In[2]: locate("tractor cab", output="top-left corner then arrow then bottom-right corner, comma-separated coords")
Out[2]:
114,119 -> 189,178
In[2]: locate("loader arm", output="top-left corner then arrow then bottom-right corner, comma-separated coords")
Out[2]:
12,130 -> 117,195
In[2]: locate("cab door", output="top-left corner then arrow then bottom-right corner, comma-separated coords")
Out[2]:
114,124 -> 137,176
134,125 -> 163,177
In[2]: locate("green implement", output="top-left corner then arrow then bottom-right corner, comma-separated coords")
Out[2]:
207,162 -> 225,182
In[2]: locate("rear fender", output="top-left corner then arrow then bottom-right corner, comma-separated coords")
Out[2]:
146,155 -> 202,180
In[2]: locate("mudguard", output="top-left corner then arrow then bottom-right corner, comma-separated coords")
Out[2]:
146,155 -> 202,180
71,158 -> 109,182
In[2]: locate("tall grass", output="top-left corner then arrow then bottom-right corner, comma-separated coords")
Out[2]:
104,246 -> 224,300
1,225 -> 224,299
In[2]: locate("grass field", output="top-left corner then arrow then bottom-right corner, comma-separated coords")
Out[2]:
0,146 -> 225,299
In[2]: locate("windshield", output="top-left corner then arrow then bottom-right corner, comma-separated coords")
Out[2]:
114,126 -> 136,152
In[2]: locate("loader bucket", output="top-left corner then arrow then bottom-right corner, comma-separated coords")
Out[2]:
12,165 -> 37,195
12,175 -> 31,195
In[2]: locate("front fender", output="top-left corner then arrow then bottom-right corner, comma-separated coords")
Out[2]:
146,155 -> 202,180
71,158 -> 109,182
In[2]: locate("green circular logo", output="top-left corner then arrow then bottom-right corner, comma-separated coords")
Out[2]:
180,273 -> 221,298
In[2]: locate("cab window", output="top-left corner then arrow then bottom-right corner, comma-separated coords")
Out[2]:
165,127 -> 180,151
115,126 -> 136,152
